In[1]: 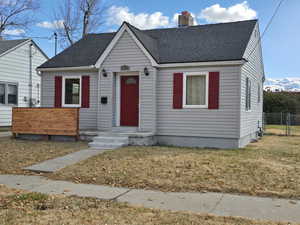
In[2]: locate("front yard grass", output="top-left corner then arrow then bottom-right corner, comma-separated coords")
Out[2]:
0,185 -> 292,225
50,136 -> 300,199
0,137 -> 88,174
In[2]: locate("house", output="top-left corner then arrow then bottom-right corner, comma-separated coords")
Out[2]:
0,39 -> 48,127
37,12 -> 264,149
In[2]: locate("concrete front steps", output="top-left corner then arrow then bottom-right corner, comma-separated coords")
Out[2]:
88,135 -> 129,149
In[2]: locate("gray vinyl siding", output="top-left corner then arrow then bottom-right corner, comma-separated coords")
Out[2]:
40,71 -> 98,130
0,41 -> 47,126
99,31 -> 156,132
240,23 -> 264,138
156,66 -> 241,138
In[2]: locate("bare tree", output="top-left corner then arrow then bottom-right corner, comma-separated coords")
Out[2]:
0,0 -> 39,38
54,0 -> 105,48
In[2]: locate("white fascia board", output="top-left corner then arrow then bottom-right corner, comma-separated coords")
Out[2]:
37,65 -> 97,72
156,60 -> 246,68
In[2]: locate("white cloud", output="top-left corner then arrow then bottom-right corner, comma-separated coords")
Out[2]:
200,1 -> 257,23
107,6 -> 199,29
36,20 -> 64,29
3,29 -> 25,35
107,6 -> 171,29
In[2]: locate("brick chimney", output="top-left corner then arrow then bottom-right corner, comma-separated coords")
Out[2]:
178,11 -> 194,27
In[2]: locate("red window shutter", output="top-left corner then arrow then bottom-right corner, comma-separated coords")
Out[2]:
208,72 -> 220,109
173,73 -> 183,109
54,76 -> 62,108
82,76 -> 90,108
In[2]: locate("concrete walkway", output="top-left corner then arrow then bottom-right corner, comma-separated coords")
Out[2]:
0,174 -> 299,223
25,148 -> 110,173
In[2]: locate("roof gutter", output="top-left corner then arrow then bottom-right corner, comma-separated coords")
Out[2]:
37,65 -> 97,72
156,59 -> 246,68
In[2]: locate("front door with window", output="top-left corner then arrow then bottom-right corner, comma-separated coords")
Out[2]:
120,76 -> 139,126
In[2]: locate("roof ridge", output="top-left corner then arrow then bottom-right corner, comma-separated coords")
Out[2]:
143,19 -> 258,32
86,19 -> 258,36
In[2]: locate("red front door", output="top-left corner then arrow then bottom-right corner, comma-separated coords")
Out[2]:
120,76 -> 139,126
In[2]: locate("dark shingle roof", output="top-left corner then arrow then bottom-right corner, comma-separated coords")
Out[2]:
39,20 -> 257,68
39,33 -> 115,68
0,39 -> 29,56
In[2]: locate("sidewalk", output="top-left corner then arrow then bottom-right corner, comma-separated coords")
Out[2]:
0,174 -> 299,223
24,148 -> 110,173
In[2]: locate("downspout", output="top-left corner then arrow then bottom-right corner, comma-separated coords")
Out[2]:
29,42 -> 33,107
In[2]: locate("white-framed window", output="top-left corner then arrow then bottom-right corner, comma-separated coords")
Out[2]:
0,82 -> 18,105
183,72 -> 209,108
62,76 -> 82,107
246,77 -> 251,111
257,83 -> 261,103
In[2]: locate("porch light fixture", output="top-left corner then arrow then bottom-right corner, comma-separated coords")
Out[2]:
102,69 -> 108,77
144,67 -> 149,76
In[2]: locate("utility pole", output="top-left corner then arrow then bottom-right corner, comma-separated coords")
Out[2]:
54,32 -> 58,56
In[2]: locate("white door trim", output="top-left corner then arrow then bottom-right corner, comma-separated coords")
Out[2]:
115,72 -> 140,128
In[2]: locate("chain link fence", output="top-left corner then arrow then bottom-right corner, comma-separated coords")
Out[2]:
264,112 -> 300,136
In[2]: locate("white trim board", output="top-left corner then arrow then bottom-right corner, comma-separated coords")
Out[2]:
62,76 -> 82,108
37,65 -> 96,72
95,23 -> 158,68
157,60 -> 246,68
183,72 -> 209,109
38,60 -> 246,72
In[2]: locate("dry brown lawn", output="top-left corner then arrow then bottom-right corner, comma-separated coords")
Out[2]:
265,125 -> 300,136
0,185 -> 292,225
0,137 -> 88,174
50,136 -> 300,199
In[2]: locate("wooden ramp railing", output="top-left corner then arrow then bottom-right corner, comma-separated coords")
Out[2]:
12,108 -> 79,140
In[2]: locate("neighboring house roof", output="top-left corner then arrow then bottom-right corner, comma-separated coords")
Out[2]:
0,39 -> 29,56
38,19 -> 257,69
0,38 -> 49,60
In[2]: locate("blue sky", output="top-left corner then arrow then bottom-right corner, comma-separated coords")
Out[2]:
11,0 -> 298,79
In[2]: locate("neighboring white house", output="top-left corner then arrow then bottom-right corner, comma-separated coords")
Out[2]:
0,39 -> 48,127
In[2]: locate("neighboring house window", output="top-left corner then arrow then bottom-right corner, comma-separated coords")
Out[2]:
0,82 -> 18,105
257,83 -> 261,103
183,72 -> 208,108
246,77 -> 251,111
8,84 -> 18,105
0,83 -> 5,104
62,77 -> 81,107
